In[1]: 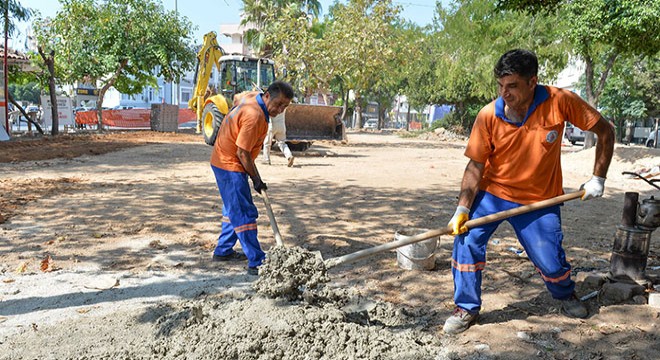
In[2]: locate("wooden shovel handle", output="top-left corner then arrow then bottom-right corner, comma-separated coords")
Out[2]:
324,190 -> 585,269
261,190 -> 284,247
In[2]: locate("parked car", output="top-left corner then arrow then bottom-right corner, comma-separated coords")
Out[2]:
564,123 -> 585,144
73,106 -> 93,113
363,118 -> 378,129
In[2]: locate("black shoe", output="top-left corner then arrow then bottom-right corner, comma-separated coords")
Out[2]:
212,251 -> 247,262
247,267 -> 259,276
561,294 -> 589,319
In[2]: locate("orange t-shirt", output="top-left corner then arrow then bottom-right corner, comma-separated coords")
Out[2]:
465,85 -> 601,204
210,92 -> 269,172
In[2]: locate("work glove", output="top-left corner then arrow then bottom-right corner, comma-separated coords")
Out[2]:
579,175 -> 605,201
252,178 -> 268,194
448,205 -> 470,235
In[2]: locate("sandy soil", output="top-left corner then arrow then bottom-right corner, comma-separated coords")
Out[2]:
1,130 -> 659,359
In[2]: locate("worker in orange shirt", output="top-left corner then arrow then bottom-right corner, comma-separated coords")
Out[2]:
443,49 -> 615,334
210,81 -> 294,276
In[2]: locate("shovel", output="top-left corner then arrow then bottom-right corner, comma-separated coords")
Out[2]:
260,189 -> 285,247
322,190 -> 585,269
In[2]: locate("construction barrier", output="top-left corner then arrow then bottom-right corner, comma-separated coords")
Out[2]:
75,108 -> 196,128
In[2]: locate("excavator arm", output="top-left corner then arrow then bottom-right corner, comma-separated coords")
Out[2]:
189,31 -> 225,134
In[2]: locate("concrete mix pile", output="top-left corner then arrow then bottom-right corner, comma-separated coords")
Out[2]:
1,246 -> 447,359
254,246 -> 330,300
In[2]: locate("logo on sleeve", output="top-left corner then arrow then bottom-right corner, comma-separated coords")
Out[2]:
546,130 -> 558,144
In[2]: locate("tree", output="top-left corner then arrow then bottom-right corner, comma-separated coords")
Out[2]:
324,0 -> 400,128
501,0 -> 660,148
30,16 -> 61,134
241,0 -> 322,57
52,0 -> 197,130
0,0 -> 31,36
598,54 -> 660,142
364,20 -> 424,129
422,0 -> 568,131
259,3 -> 332,100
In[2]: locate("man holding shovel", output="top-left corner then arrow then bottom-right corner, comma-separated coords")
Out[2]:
443,49 -> 615,334
210,81 -> 294,276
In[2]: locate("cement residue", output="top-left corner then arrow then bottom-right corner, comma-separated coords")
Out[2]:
254,246 -> 330,300
1,294 -> 443,360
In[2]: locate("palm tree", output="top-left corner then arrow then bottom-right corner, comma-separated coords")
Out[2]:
240,0 -> 322,56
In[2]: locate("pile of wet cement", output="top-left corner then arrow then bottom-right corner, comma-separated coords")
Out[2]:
254,246 -> 330,300
1,247 -> 445,359
1,293 -> 443,360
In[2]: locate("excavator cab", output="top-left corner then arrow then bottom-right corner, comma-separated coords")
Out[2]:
218,55 -> 276,102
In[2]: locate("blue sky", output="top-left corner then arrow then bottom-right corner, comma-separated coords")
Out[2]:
14,0 -> 441,49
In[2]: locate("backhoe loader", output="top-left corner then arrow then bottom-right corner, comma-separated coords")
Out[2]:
188,31 -> 345,148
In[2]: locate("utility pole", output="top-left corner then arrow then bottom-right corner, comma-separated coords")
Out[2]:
3,0 -> 9,133
172,0 -> 178,107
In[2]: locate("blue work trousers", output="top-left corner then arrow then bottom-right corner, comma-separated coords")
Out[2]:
452,191 -> 575,313
211,165 -> 265,268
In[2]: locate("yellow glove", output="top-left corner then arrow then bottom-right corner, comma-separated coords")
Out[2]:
448,205 -> 470,235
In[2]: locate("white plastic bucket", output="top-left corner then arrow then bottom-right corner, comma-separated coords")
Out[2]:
395,228 -> 438,271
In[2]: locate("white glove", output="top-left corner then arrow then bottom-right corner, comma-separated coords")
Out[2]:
448,205 -> 470,235
580,175 -> 605,201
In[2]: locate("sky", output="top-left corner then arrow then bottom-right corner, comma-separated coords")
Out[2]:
13,0 -> 441,50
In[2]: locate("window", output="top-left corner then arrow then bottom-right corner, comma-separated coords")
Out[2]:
181,90 -> 191,103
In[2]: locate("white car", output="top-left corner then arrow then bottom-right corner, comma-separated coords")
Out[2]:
363,118 -> 378,129
564,123 -> 585,144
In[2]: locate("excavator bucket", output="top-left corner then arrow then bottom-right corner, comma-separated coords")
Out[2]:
284,104 -> 345,143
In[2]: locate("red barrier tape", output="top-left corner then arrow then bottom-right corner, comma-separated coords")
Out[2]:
75,109 -> 196,127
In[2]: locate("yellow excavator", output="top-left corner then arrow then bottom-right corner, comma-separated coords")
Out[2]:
189,31 -> 345,149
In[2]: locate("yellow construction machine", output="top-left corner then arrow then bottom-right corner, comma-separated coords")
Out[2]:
189,31 -> 345,148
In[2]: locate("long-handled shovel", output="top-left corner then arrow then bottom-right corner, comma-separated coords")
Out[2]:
322,190 -> 585,269
261,189 -> 285,247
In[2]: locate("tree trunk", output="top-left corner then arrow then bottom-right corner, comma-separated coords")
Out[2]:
340,90 -> 349,123
8,93 -> 44,134
395,96 -> 400,128
378,103 -> 386,130
582,51 -> 618,149
354,92 -> 362,129
96,85 -> 109,131
38,47 -> 58,135
96,60 -> 128,131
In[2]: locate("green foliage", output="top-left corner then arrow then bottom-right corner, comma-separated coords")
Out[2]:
0,0 -> 31,37
410,0 -> 568,130
241,0 -> 322,56
8,82 -> 40,104
599,54 -> 659,126
53,0 -> 197,97
564,0 -> 660,59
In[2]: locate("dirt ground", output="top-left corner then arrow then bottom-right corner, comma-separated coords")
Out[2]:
1,130 -> 659,359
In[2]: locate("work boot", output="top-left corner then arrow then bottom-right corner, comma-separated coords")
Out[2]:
287,156 -> 295,167
561,294 -> 589,319
247,266 -> 259,276
212,251 -> 247,262
443,307 -> 479,335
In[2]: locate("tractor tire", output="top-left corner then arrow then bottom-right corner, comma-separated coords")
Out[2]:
202,102 -> 223,146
